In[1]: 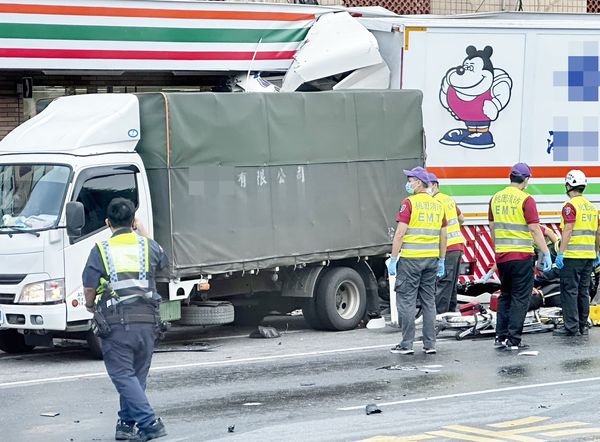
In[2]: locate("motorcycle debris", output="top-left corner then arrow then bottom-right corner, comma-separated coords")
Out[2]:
365,404 -> 382,415
518,351 -> 539,356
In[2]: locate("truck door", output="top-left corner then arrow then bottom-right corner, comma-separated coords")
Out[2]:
63,165 -> 140,324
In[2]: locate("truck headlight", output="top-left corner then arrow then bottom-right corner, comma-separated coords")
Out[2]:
18,279 -> 65,304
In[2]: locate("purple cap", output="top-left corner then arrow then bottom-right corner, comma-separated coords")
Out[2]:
511,163 -> 532,178
428,173 -> 439,183
403,166 -> 430,184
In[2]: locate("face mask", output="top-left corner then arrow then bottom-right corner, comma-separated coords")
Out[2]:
405,181 -> 415,195
426,187 -> 433,195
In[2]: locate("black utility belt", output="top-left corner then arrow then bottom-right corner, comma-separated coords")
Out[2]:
105,313 -> 157,325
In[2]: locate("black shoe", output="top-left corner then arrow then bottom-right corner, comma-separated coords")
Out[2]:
390,345 -> 414,355
580,327 -> 590,336
553,328 -> 580,337
494,337 -> 506,349
502,339 -> 529,351
115,420 -> 137,440
135,418 -> 166,441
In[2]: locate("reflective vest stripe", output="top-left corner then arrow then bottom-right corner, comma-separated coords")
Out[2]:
406,228 -> 440,236
493,222 -> 530,232
448,231 -> 462,239
566,244 -> 596,251
447,218 -> 459,226
402,243 -> 440,250
495,238 -> 534,246
100,240 -> 119,284
111,279 -> 150,291
571,229 -> 597,237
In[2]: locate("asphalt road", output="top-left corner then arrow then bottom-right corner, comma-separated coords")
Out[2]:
1,316 -> 600,442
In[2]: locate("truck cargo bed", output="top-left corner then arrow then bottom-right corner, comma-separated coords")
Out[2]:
135,90 -> 424,277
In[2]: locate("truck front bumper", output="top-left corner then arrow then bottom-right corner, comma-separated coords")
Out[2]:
0,303 -> 67,331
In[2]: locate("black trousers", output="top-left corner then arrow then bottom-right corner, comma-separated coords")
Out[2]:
559,258 -> 593,333
496,258 -> 534,345
435,250 -> 463,314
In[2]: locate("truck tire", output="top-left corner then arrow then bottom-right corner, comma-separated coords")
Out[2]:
302,298 -> 327,330
178,301 -> 234,326
0,329 -> 35,354
315,267 -> 367,331
86,330 -> 103,360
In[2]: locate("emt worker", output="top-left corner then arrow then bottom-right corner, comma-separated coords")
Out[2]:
83,198 -> 169,441
553,170 -> 600,336
489,163 -> 552,351
388,167 -> 447,355
429,172 -> 466,313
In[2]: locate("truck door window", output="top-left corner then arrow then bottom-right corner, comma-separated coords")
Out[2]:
75,173 -> 138,237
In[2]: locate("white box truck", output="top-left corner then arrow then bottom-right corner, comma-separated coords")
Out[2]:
0,89 -> 424,355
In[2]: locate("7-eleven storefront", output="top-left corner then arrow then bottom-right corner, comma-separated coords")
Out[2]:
0,0 -> 327,139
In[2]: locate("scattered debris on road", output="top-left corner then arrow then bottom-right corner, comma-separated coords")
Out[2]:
249,326 -> 281,339
228,425 -> 235,433
519,351 -> 539,356
243,402 -> 263,406
365,404 -> 382,415
40,412 -> 60,417
154,342 -> 217,353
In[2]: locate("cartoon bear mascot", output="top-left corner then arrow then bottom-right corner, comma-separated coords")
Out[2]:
439,45 -> 512,149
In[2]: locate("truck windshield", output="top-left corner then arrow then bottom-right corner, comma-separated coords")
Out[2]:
0,164 -> 71,231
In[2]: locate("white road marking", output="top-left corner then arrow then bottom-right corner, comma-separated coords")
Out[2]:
338,376 -> 600,411
0,342 -> 399,389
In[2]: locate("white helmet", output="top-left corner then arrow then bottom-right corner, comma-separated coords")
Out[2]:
565,169 -> 587,187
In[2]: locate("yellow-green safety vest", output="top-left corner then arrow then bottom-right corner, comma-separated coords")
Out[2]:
96,232 -> 152,307
434,192 -> 465,248
491,186 -> 534,254
561,195 -> 598,259
401,192 -> 444,259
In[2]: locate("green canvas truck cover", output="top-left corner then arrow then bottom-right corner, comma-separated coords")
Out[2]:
135,90 -> 424,277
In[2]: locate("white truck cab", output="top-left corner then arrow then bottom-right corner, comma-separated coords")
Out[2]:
0,94 -> 152,354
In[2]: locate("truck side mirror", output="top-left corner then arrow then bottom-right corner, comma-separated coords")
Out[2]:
66,201 -> 85,240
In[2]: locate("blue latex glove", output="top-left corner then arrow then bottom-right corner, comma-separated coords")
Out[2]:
436,258 -> 445,278
593,253 -> 600,268
482,269 -> 494,282
387,256 -> 398,276
543,252 -> 565,272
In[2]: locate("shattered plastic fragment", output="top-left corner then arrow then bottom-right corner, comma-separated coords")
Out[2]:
228,425 -> 235,433
249,326 -> 281,339
365,404 -> 382,415
40,412 -> 60,417
377,365 -> 418,371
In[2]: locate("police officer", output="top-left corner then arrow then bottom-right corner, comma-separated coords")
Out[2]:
83,198 -> 169,441
428,172 -> 466,314
388,167 -> 447,355
553,170 -> 600,336
489,163 -> 552,351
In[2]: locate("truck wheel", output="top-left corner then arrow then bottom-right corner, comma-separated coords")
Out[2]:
315,267 -> 367,331
302,298 -> 326,330
178,301 -> 234,326
86,331 -> 103,360
0,329 -> 35,354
